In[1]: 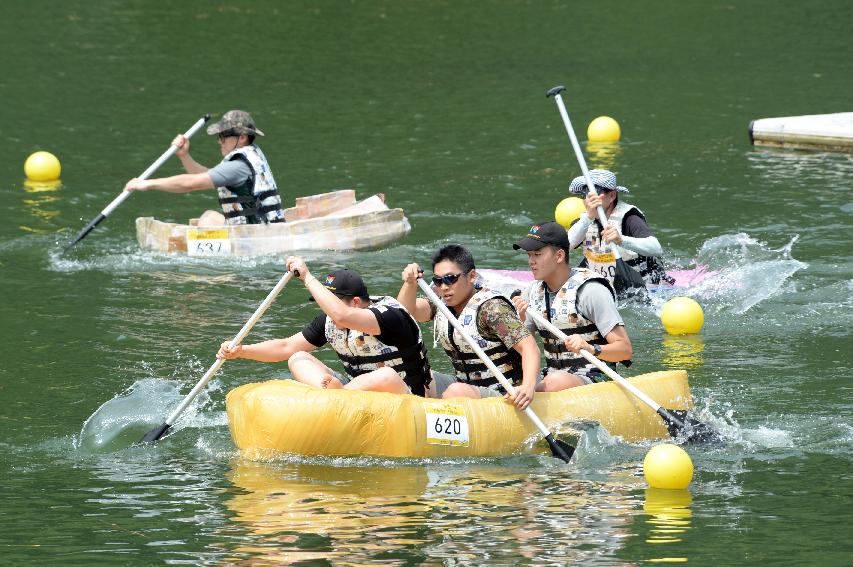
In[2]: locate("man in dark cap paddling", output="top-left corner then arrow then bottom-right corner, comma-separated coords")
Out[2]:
512,221 -> 633,391
124,110 -> 286,226
217,256 -> 432,396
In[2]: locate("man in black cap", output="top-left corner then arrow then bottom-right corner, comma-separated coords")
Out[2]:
217,256 -> 432,396
124,109 -> 286,226
511,222 -> 633,390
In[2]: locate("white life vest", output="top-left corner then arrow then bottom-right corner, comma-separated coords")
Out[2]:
216,144 -> 285,225
324,296 -> 431,396
526,270 -> 620,380
433,288 -> 522,391
582,202 -> 669,284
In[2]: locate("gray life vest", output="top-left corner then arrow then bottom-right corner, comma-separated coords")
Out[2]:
433,288 -> 522,391
581,202 -> 671,284
526,270 -> 624,381
216,144 -> 285,225
324,296 -> 431,396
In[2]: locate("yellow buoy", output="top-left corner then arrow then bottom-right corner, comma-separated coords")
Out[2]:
24,151 -> 61,182
555,196 -> 586,228
660,296 -> 704,335
643,443 -> 694,490
587,116 -> 621,143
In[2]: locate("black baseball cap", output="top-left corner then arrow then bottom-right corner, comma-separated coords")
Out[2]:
309,268 -> 370,301
513,221 -> 570,251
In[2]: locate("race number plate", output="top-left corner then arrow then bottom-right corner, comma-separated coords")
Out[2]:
584,249 -> 616,280
187,228 -> 231,257
425,403 -> 470,446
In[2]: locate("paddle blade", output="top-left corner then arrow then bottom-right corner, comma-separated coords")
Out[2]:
66,213 -> 106,249
660,409 -> 723,445
613,259 -> 646,293
544,433 -> 575,463
140,423 -> 171,443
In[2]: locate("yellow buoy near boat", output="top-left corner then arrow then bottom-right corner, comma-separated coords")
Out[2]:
643,443 -> 694,489
226,370 -> 693,460
24,151 -> 61,182
660,297 -> 705,335
555,196 -> 586,228
587,116 -> 621,143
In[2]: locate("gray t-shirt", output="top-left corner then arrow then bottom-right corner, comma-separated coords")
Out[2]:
207,159 -> 252,189
523,279 -> 623,337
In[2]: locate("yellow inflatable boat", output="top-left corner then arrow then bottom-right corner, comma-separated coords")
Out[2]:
226,370 -> 692,460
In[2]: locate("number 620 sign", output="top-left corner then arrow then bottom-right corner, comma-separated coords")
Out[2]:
424,403 -> 470,446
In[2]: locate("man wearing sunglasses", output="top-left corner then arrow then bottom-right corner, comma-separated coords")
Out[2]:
512,221 -> 633,390
398,245 -> 540,410
217,257 -> 432,397
566,169 -> 671,286
124,110 -> 285,227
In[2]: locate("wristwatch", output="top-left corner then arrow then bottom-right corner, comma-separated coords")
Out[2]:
592,344 -> 602,358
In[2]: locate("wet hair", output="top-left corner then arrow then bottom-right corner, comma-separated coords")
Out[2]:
431,244 -> 476,272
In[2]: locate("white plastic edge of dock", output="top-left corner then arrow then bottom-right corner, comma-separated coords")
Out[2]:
750,112 -> 853,149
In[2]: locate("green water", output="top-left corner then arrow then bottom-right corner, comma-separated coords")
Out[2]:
2,1 -> 851,564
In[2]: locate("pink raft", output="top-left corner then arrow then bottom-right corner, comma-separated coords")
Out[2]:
478,266 -> 717,294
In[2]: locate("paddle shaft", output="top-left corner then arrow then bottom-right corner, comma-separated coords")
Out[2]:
547,89 -> 622,260
68,114 -> 211,247
144,271 -> 294,441
416,279 -> 572,461
522,307 -> 686,428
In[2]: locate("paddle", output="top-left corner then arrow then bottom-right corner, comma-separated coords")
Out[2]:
545,86 -> 646,294
519,304 -> 720,444
140,270 -> 295,443
67,114 -> 212,248
416,276 -> 575,462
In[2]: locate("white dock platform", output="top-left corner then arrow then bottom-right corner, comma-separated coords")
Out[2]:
749,112 -> 853,152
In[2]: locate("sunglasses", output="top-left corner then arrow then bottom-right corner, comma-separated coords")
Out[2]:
431,272 -> 467,286
218,132 -> 238,141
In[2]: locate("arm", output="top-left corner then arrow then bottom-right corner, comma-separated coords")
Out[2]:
602,211 -> 663,257
568,211 -> 594,249
619,234 -> 663,257
479,298 -> 539,410
564,282 -> 633,362
217,332 -> 317,362
398,263 -> 434,322
124,172 -> 215,193
512,334 -> 540,409
599,325 -> 633,362
172,134 -> 209,174
287,256 -> 382,335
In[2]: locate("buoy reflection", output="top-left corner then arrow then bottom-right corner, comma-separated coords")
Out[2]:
661,335 -> 705,369
586,141 -> 622,170
21,179 -> 62,233
643,487 -> 692,561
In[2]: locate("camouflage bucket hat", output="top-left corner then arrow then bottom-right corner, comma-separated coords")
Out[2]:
206,110 -> 265,137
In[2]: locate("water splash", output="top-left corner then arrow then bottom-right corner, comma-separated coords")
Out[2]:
76,378 -> 213,453
651,232 -> 806,314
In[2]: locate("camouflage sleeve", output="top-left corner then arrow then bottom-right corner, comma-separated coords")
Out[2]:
477,298 -> 531,350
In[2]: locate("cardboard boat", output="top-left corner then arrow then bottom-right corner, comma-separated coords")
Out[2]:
136,189 -> 411,256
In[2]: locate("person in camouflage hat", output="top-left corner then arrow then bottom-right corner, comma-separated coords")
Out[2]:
123,110 -> 285,226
